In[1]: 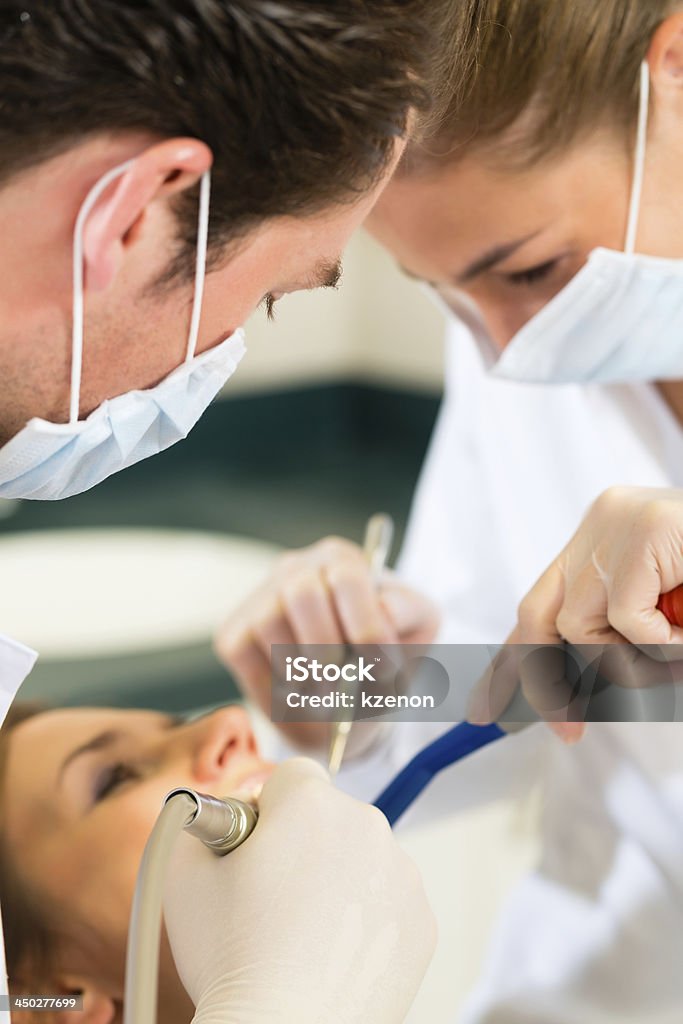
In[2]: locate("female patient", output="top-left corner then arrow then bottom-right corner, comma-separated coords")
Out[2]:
0,700 -> 276,1024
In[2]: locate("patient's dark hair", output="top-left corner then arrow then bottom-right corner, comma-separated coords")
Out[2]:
0,0 -> 437,272
0,702 -> 63,1024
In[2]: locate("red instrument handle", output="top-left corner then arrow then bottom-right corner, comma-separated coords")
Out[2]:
658,586 -> 683,627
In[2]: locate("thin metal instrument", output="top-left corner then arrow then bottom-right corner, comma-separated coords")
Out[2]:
327,513 -> 394,777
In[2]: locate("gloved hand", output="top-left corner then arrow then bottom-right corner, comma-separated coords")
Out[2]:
469,486 -> 683,739
214,536 -> 440,753
163,757 -> 437,1023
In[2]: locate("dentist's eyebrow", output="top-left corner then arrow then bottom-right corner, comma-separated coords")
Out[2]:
456,231 -> 543,284
306,258 -> 343,290
58,730 -> 121,787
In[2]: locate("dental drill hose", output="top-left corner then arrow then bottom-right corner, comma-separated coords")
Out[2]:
123,789 -> 258,1024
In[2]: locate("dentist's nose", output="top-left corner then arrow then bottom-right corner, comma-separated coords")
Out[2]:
183,706 -> 257,785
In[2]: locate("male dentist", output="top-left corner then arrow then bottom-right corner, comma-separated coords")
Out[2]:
0,3 -> 441,1021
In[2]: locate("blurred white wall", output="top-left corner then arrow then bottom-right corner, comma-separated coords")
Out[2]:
230,230 -> 446,394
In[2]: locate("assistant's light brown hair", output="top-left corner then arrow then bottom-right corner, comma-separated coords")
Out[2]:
407,0 -> 682,172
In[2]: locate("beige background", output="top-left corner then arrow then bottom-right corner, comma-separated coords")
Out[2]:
232,230 -> 446,394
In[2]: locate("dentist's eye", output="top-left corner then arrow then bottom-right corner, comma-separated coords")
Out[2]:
261,293 -> 280,321
504,259 -> 558,287
94,762 -> 140,802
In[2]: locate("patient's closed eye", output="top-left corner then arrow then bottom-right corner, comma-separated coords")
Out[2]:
94,762 -> 141,802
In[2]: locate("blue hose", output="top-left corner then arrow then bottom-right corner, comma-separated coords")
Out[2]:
373,721 -> 505,826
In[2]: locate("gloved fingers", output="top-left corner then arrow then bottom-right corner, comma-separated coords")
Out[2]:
214,624 -> 272,695
214,580 -> 285,673
280,567 -> 345,653
467,628 -> 523,725
468,640 -> 586,746
577,639 -> 683,690
257,756 -> 331,815
257,757 -> 395,841
379,576 -> 441,645
325,555 -> 399,646
513,559 -> 587,740
607,538 -> 683,647
516,559 -> 566,645
517,644 -> 585,735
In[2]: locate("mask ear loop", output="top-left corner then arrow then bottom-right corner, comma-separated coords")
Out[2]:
624,61 -> 651,255
185,170 -> 211,362
70,161 -> 211,423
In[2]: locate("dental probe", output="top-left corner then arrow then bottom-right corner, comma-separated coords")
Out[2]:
124,789 -> 258,1024
327,513 -> 394,778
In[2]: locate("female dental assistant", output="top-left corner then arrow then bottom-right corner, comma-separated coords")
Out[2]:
364,6 -> 683,1020
219,5 -> 683,1021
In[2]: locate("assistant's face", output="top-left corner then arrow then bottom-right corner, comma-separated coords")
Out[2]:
3,705 -> 273,1002
367,127 -> 683,349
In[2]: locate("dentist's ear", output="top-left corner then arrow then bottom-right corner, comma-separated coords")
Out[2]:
82,137 -> 212,292
648,12 -> 683,99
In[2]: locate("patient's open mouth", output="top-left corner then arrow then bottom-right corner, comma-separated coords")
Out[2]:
228,765 -> 274,804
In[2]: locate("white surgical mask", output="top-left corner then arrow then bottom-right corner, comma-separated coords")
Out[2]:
481,63 -> 683,385
0,160 -> 245,500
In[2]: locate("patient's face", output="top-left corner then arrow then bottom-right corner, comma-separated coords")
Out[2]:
3,705 -> 274,1002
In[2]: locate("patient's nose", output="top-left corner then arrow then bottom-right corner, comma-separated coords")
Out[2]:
187,706 -> 257,784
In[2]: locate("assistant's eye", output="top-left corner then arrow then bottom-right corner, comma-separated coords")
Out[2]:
504,259 -> 559,287
94,762 -> 140,802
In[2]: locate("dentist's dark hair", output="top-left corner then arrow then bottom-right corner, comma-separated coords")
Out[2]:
403,0 -> 679,173
0,0 -> 438,276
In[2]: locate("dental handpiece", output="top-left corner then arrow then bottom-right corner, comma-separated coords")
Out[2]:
164,786 -> 259,855
124,790 -> 258,1024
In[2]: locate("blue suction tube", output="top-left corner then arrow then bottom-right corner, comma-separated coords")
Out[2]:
373,721 -> 506,826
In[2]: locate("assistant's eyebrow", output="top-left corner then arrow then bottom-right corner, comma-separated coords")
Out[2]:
57,729 -> 121,788
456,231 -> 543,284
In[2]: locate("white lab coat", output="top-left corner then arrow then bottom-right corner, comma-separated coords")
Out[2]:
0,633 -> 37,1024
250,313 -> 683,1021
394,320 -> 683,1023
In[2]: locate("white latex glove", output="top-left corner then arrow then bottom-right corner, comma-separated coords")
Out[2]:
163,758 -> 437,1024
514,486 -> 683,648
214,536 -> 439,753
469,486 -> 683,740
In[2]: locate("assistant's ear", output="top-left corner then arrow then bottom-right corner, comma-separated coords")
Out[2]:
81,137 -> 212,292
648,12 -> 683,101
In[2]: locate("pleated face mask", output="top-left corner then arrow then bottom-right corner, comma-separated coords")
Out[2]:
0,160 -> 245,500
486,63 -> 683,385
